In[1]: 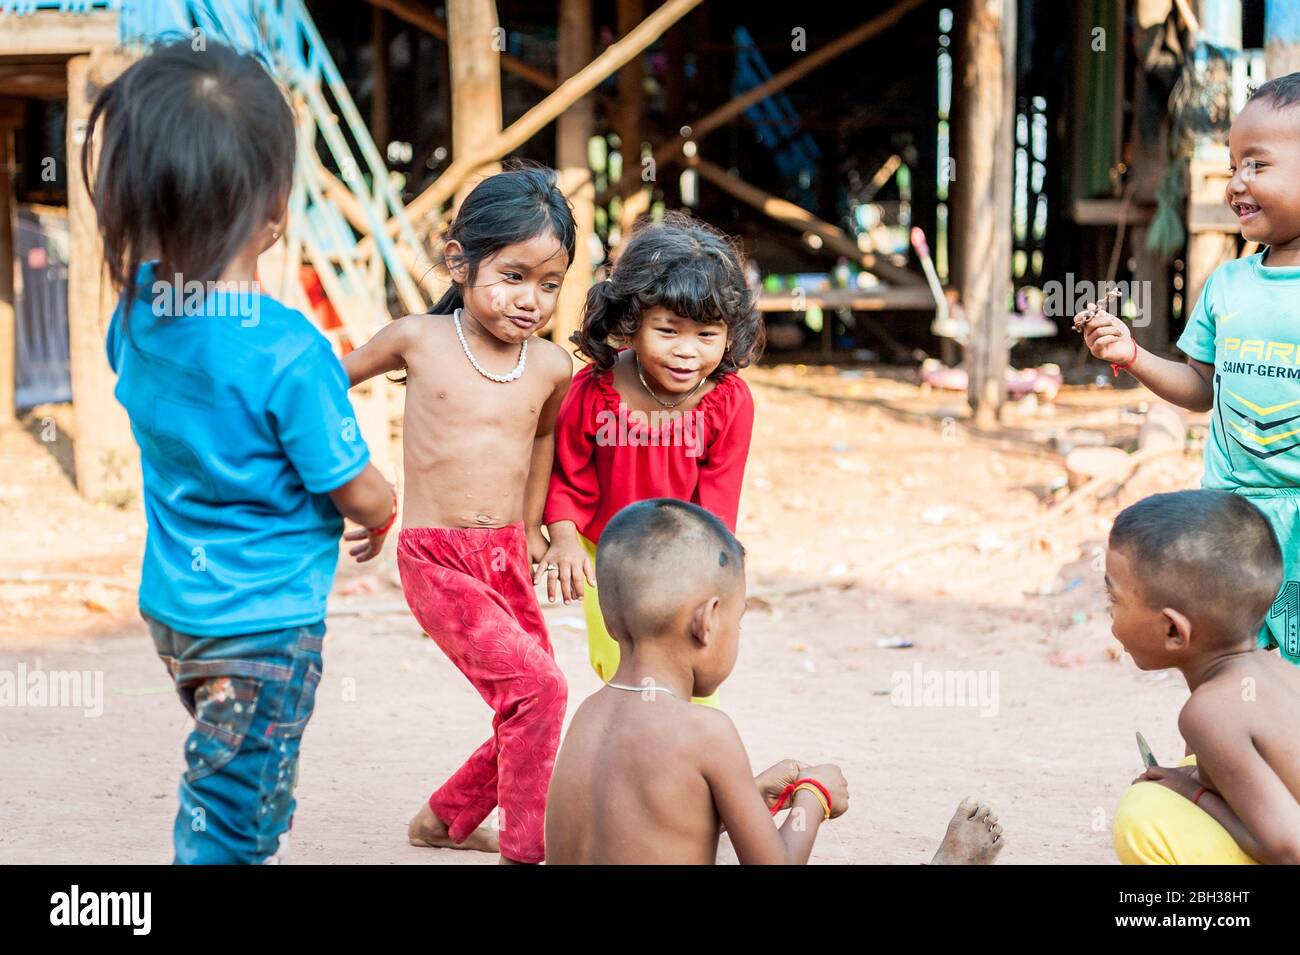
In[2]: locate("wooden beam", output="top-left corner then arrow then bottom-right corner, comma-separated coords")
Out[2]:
554,0 -> 595,355
954,0 -> 1015,426
0,11 -> 117,56
66,51 -> 140,502
689,155 -> 918,286
395,0 -> 703,233
448,0 -> 503,210
652,0 -> 927,170
0,122 -> 14,419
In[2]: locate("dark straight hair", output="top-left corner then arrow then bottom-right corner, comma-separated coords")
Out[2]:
389,164 -> 575,383
83,38 -> 295,308
428,163 -> 577,316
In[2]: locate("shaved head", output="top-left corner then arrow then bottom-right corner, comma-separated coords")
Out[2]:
597,499 -> 745,641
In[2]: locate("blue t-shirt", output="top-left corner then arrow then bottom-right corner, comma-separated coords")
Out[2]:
107,264 -> 370,636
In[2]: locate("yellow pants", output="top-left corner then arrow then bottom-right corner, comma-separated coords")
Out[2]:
581,536 -> 720,708
1112,757 -> 1258,865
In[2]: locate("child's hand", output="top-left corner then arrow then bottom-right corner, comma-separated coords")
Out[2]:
801,763 -> 850,818
754,758 -> 809,810
344,525 -> 388,563
1133,765 -> 1202,801
533,534 -> 595,604
1078,307 -> 1134,364
527,525 -> 550,567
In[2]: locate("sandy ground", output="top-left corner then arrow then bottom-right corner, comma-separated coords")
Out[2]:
0,365 -> 1206,864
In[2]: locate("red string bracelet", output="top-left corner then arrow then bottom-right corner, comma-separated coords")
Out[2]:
1192,786 -> 1207,806
1111,338 -> 1139,379
368,496 -> 398,536
769,777 -> 832,817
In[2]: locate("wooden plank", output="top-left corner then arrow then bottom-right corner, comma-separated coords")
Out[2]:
757,288 -> 937,312
447,0 -> 504,210
689,155 -> 919,286
554,0 -> 594,355
954,0 -> 1015,425
0,11 -> 117,56
66,50 -> 139,502
651,0 -> 927,170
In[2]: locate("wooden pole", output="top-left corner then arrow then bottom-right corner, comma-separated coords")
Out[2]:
954,0 -> 1015,426
689,155 -> 918,285
0,118 -> 15,420
395,0 -> 703,231
616,0 -> 647,237
447,0 -> 503,210
651,0 -> 926,171
555,0 -> 595,355
370,4 -> 390,156
66,51 -> 139,501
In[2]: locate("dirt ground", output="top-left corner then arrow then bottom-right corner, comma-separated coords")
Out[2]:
0,363 -> 1207,864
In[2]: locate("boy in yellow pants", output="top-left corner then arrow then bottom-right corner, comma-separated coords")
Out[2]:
1105,490 -> 1300,864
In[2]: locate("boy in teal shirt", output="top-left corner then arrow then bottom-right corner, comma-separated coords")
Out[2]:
1082,72 -> 1300,663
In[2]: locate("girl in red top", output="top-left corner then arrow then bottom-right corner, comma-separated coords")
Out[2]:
539,214 -> 764,705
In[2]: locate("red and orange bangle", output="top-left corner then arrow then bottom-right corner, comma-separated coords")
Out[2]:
368,496 -> 398,536
1111,338 -> 1139,378
770,777 -> 832,820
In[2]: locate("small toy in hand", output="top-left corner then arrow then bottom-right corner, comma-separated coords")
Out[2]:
1072,286 -> 1122,333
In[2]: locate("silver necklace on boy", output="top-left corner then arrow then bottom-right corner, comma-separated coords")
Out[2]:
454,307 -> 528,383
606,681 -> 678,698
634,352 -> 705,408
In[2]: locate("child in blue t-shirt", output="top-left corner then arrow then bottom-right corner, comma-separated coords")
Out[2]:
86,40 -> 396,863
1082,72 -> 1300,666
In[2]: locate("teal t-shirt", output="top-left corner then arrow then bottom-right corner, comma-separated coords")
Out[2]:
107,263 -> 370,637
1177,251 -> 1300,661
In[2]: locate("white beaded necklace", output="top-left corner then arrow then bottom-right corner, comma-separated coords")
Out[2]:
453,308 -> 528,383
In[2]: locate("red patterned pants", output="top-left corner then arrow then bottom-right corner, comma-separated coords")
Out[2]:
397,524 -> 567,863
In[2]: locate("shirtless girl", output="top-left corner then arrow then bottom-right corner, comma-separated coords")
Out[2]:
344,167 -> 576,865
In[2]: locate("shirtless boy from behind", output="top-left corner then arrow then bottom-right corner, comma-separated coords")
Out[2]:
545,498 -> 1007,864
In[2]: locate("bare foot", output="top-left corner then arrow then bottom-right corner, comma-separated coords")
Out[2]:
929,797 -> 1005,864
407,803 -> 500,853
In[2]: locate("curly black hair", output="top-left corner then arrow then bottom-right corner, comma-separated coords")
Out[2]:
573,212 -> 763,378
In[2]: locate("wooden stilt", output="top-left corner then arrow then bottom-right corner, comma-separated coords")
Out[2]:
370,5 -> 390,156
954,0 -> 1015,426
616,0 -> 647,238
555,0 -> 595,355
447,0 -> 503,210
66,51 -> 138,502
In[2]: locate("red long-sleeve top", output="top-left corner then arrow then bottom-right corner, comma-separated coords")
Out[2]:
544,363 -> 754,543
